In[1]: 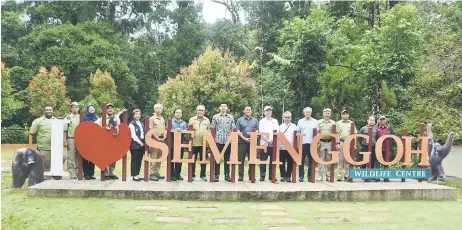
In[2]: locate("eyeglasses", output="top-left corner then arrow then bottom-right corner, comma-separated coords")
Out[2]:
284,116 -> 291,118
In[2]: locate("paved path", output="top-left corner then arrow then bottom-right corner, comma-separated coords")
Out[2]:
443,145 -> 462,178
28,179 -> 456,201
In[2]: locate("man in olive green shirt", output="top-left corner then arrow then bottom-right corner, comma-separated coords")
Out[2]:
30,106 -> 61,173
317,108 -> 336,181
148,103 -> 166,181
95,103 -> 119,180
189,105 -> 211,181
64,102 -> 80,179
335,110 -> 357,181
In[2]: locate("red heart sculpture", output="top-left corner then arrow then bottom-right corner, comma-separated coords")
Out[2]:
74,122 -> 131,170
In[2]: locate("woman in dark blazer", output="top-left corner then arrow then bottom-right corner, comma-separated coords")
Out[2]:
128,109 -> 146,181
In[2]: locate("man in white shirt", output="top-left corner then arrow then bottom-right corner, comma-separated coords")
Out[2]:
279,111 -> 299,182
297,107 -> 318,182
258,106 -> 279,181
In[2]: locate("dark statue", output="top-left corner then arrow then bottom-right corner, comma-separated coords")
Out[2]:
11,148 -> 44,188
427,123 -> 455,182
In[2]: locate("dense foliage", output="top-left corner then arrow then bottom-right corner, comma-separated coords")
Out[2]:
1,0 -> 461,141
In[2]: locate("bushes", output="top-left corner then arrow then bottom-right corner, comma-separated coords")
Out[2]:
1,124 -> 28,144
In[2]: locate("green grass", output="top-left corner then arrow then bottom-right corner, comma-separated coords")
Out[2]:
2,148 -> 462,229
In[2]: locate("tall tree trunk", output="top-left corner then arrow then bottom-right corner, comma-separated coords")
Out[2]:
108,2 -> 116,26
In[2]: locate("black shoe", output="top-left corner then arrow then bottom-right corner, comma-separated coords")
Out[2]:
84,176 -> 91,180
177,175 -> 184,180
91,176 -> 96,180
225,174 -> 231,182
238,177 -> 243,182
112,175 -> 119,180
286,177 -> 292,182
52,176 -> 62,180
133,176 -> 141,182
149,174 -> 159,181
154,172 -> 164,179
105,176 -> 112,180
214,175 -> 219,182
299,177 -> 304,182
260,177 -> 265,182
171,175 -> 177,181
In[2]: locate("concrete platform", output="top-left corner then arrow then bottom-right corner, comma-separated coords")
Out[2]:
27,179 -> 457,201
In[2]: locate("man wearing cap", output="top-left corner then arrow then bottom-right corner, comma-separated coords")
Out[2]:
375,115 -> 394,181
189,105 -> 210,182
64,102 -> 80,179
30,106 -> 63,178
259,106 -> 279,181
335,110 -> 357,181
148,103 -> 166,181
236,106 -> 259,181
95,103 -> 119,180
297,107 -> 318,182
317,108 -> 336,181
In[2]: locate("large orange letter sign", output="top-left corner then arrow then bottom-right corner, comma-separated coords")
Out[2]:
342,134 -> 371,165
144,129 -> 169,163
375,135 -> 404,166
274,133 -> 303,165
202,131 -> 239,165
402,136 -> 430,166
310,133 -> 339,165
171,130 -> 195,163
248,132 -> 269,165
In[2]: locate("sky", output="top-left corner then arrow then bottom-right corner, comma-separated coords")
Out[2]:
200,0 -> 233,24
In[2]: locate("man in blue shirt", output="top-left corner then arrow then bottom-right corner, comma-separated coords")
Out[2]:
236,106 -> 259,181
171,108 -> 188,181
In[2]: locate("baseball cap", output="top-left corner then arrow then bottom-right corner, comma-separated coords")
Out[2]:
341,109 -> 349,114
323,108 -> 331,113
379,115 -> 386,120
106,103 -> 114,108
264,106 -> 272,111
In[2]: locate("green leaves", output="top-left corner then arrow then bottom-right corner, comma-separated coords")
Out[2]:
79,70 -> 122,114
158,46 -> 257,119
26,66 -> 70,118
1,63 -> 24,121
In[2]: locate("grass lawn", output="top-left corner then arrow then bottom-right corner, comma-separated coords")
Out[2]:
2,148 -> 462,229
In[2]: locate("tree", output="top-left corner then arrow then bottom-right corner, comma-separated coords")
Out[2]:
158,46 -> 257,119
357,4 -> 422,116
276,9 -> 334,115
19,22 -> 138,108
1,63 -> 24,121
400,1 -> 462,138
27,66 -> 70,118
79,70 -> 122,114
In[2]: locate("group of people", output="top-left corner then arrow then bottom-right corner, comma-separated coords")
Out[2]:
29,102 -> 393,183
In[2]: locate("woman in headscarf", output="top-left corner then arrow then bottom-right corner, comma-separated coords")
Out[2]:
83,104 -> 98,180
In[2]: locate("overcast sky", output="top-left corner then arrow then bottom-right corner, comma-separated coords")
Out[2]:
201,0 -> 233,24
